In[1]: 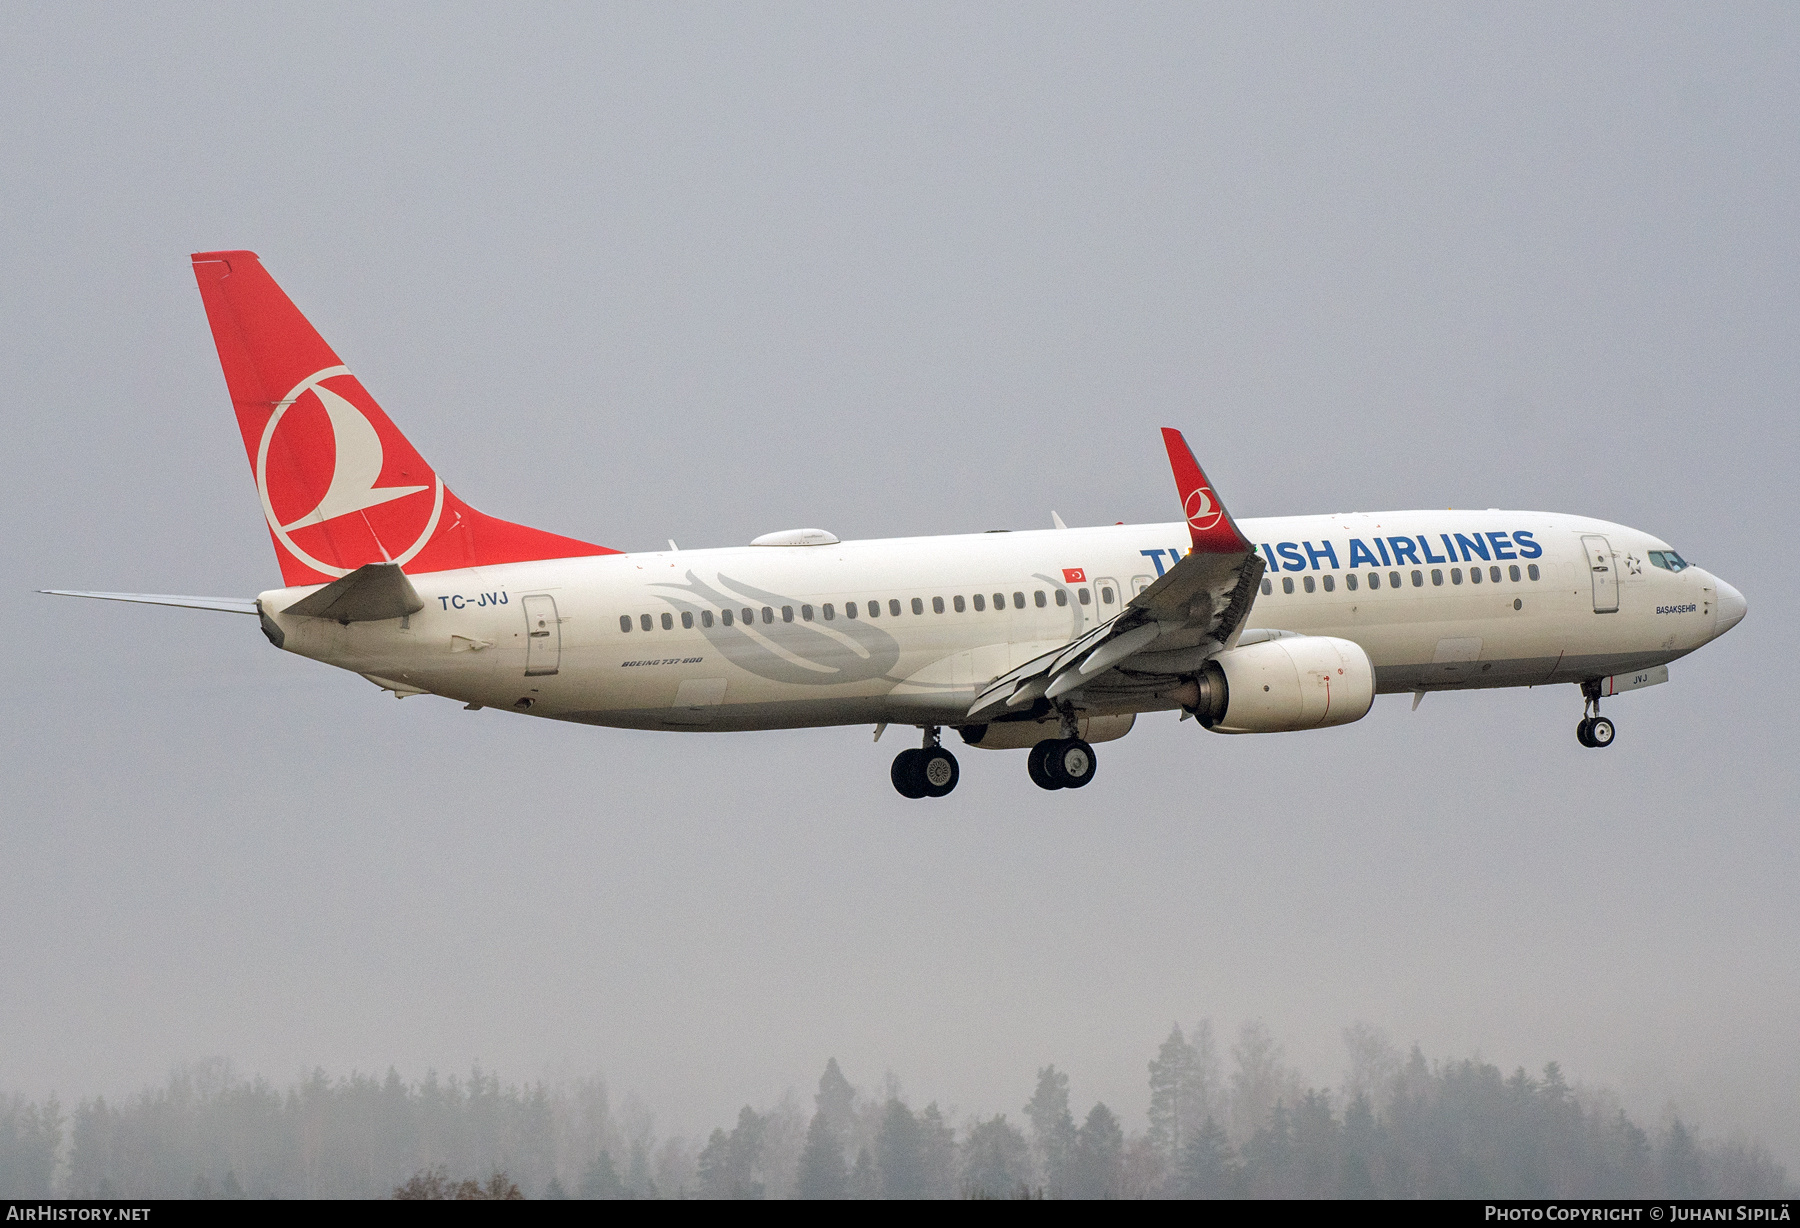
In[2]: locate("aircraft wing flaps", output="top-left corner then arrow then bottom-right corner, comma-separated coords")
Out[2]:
962,428 -> 1266,724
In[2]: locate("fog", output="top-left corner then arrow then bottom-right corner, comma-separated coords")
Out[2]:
1,1 -> 1795,1193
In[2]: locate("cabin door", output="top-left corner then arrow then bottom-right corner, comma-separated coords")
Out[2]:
1581,536 -> 1619,614
523,595 -> 561,675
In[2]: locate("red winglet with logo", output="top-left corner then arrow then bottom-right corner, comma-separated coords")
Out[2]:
191,251 -> 616,586
1160,427 -> 1251,555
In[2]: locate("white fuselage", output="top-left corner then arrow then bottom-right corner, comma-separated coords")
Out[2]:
260,510 -> 1732,733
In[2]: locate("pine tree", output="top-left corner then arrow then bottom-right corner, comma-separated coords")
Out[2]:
1069,1103 -> 1124,1199
919,1103 -> 957,1199
579,1150 -> 625,1199
1023,1065 -> 1076,1197
1147,1023 -> 1213,1165
960,1115 -> 1031,1199
815,1058 -> 856,1141
794,1109 -> 848,1200
1177,1115 -> 1237,1199
876,1098 -> 924,1199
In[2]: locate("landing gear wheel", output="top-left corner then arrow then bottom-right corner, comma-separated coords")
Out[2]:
1577,717 -> 1595,748
1587,716 -> 1615,748
919,747 -> 960,797
891,748 -> 928,798
1045,738 -> 1097,789
1027,740 -> 1063,791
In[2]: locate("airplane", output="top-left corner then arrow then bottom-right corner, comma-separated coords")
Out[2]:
44,251 -> 1747,798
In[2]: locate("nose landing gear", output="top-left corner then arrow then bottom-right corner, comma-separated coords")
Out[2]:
891,727 -> 960,798
1576,682 -> 1616,749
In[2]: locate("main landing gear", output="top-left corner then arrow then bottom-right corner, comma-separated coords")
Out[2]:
1576,682 -> 1615,749
1027,708 -> 1098,791
892,727 -> 960,799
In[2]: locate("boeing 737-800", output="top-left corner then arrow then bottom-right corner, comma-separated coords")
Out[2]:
45,252 -> 1747,797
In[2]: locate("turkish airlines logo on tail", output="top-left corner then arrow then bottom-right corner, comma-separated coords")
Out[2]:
1184,485 -> 1224,533
255,367 -> 444,578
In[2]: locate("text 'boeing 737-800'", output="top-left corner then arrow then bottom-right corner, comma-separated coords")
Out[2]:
44,252 -> 1747,797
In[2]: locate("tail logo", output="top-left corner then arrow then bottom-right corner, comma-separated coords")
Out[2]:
255,367 -> 445,578
1184,486 -> 1223,532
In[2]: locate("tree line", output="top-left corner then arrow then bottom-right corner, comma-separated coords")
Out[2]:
1,1022 -> 1788,1198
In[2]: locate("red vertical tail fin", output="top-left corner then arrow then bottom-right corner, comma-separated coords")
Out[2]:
1160,427 -> 1251,554
191,250 -> 615,586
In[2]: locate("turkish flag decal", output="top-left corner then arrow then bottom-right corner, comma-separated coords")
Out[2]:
1062,567 -> 1087,583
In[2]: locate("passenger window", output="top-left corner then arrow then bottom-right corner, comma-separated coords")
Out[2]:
1261,579 -> 1273,595
782,606 -> 794,623
1323,574 -> 1335,592
1078,587 -> 1091,605
1303,576 -> 1315,593
1489,566 -> 1501,583
760,607 -> 772,624
1034,591 -> 1047,608
743,608 -> 755,624
1013,592 -> 1026,609
972,593 -> 985,611
681,611 -> 694,629
994,593 -> 1006,610
722,608 -> 734,626
660,612 -> 672,630
1368,572 -> 1381,590
1411,570 -> 1423,587
867,601 -> 880,617
1100,586 -> 1115,604
1451,568 -> 1463,584
952,595 -> 964,613
890,599 -> 903,617
844,602 -> 856,619
801,605 -> 813,621
1345,573 -> 1358,592
1282,577 -> 1295,594
1054,589 -> 1068,607
1528,564 -> 1540,581
1470,566 -> 1482,584
911,597 -> 924,615
822,603 -> 834,620
1431,569 -> 1443,586
619,615 -> 632,632
1388,571 -> 1401,588
641,614 -> 653,631
702,610 -> 714,627
1509,565 -> 1521,582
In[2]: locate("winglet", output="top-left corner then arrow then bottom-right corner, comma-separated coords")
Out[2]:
1160,428 -> 1251,553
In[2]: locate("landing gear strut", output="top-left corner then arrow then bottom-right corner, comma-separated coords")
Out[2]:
1028,706 -> 1098,790
891,726 -> 960,798
1576,682 -> 1615,749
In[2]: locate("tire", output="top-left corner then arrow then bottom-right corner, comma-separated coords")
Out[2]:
1576,718 -> 1595,748
1588,716 -> 1615,748
1047,738 -> 1097,789
920,747 -> 960,797
1027,740 -> 1063,791
891,748 -> 928,798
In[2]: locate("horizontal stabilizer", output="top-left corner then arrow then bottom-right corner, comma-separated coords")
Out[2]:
282,562 -> 424,623
40,590 -> 259,615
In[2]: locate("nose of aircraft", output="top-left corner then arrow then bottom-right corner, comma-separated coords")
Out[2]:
1715,577 -> 1747,637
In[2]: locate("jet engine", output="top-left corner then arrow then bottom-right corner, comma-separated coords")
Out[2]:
1187,635 -> 1375,733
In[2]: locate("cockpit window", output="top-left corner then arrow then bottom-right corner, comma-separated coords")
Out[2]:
1649,550 -> 1690,572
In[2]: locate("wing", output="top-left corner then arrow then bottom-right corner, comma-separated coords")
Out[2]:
965,428 -> 1264,722
39,590 -> 260,615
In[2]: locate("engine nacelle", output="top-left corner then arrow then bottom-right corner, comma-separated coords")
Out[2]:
959,713 -> 1137,750
1189,635 -> 1374,734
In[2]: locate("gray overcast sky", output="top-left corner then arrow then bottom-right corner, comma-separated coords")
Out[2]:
3,1 -> 1796,1162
